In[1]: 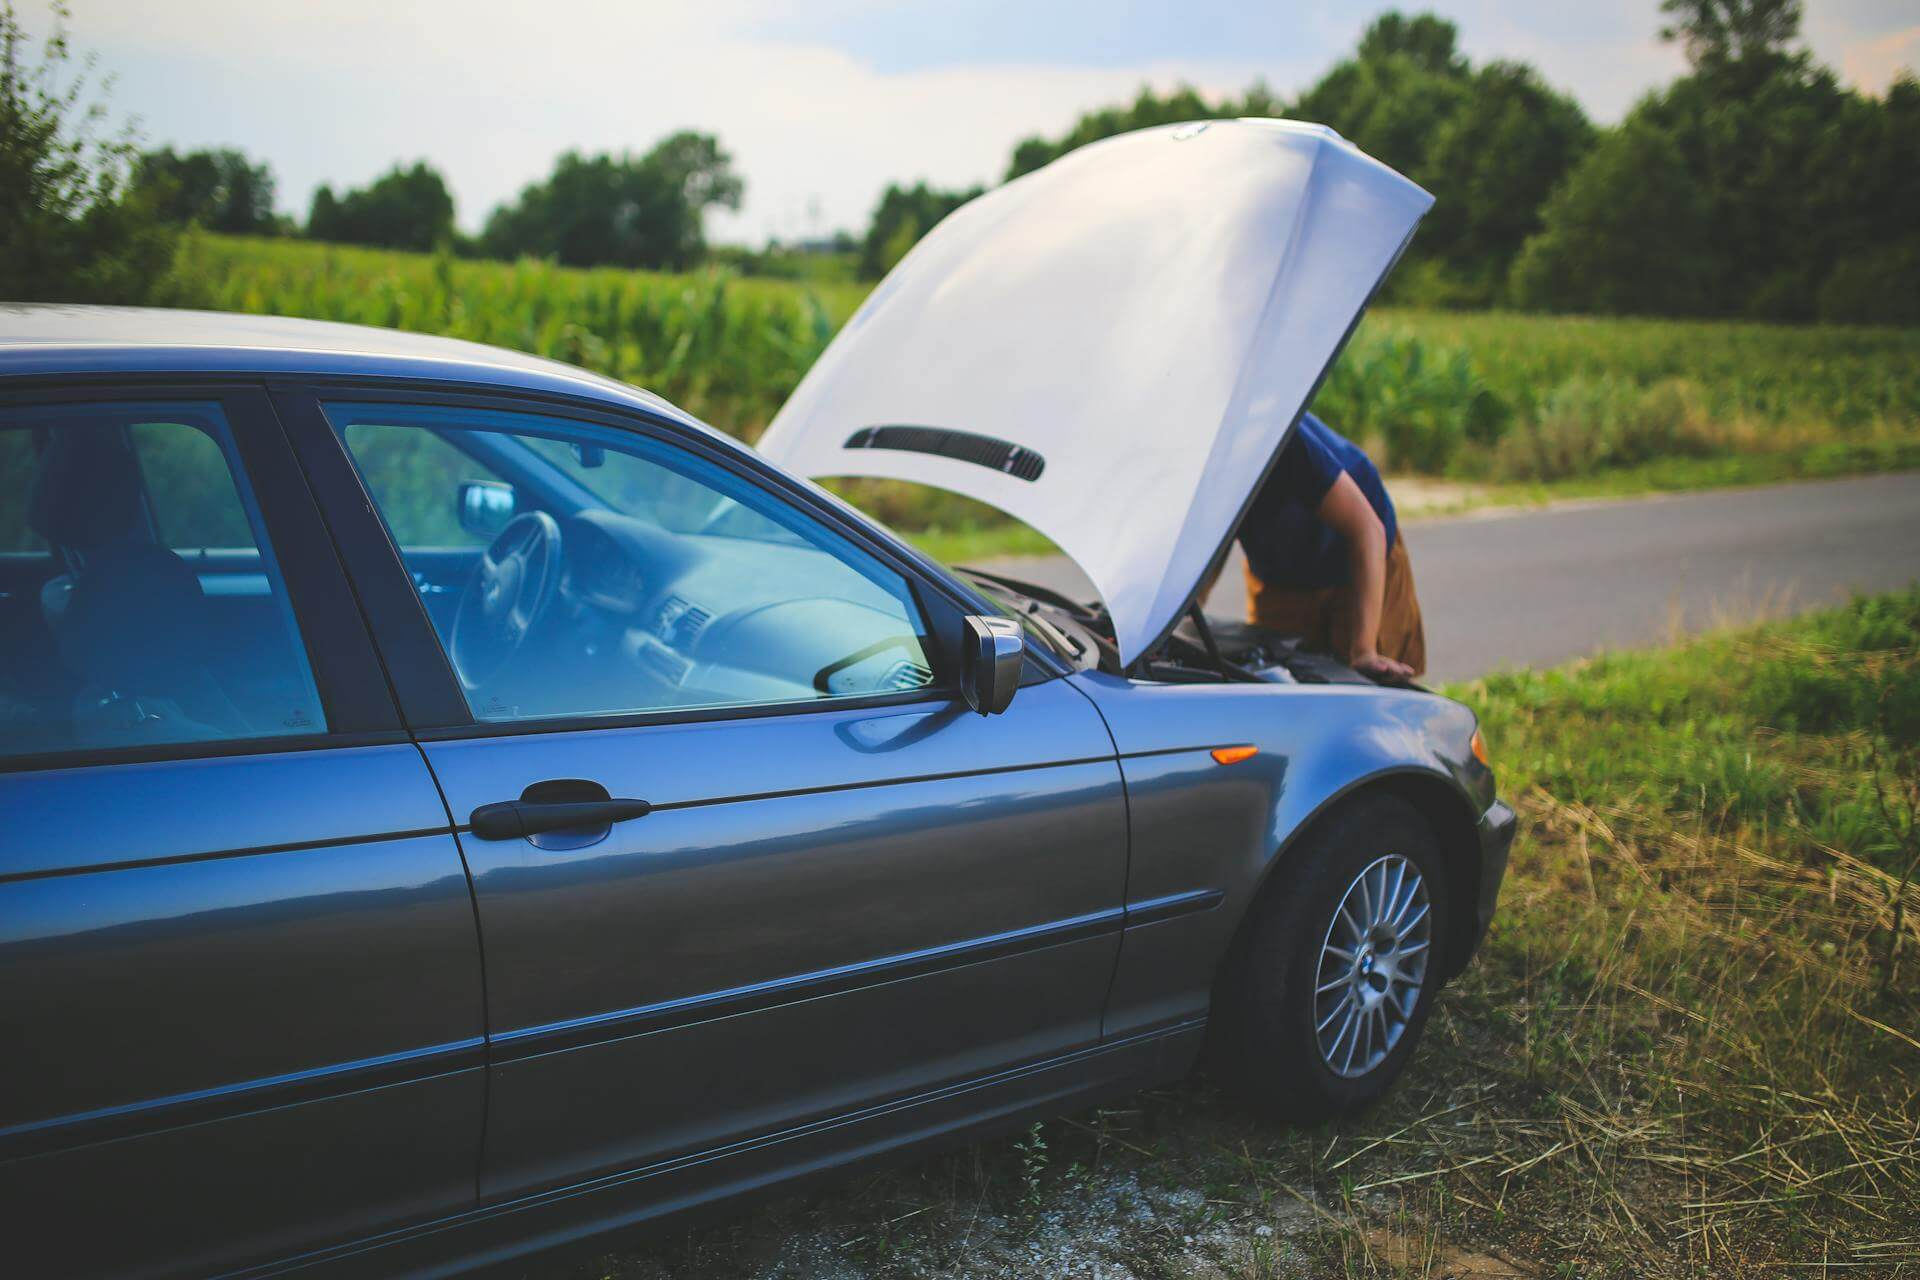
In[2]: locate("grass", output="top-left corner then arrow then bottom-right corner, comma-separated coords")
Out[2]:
901,519 -> 1058,565
171,236 -> 1920,547
1354,309 -> 1920,441
172,232 -> 867,439
536,590 -> 1920,1279
1365,438 -> 1920,524
1481,438 -> 1920,506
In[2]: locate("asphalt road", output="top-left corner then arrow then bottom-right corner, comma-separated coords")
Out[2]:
983,472 -> 1920,682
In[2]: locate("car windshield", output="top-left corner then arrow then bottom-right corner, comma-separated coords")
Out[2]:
522,436 -> 808,546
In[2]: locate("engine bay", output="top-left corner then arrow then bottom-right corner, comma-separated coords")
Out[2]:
957,569 -> 1380,688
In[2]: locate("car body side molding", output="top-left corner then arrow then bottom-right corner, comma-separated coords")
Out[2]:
489,892 -> 1219,1063
225,1018 -> 1206,1280
0,1038 -> 486,1162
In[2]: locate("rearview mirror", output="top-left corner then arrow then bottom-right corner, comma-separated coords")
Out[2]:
457,480 -> 517,538
960,616 -> 1023,715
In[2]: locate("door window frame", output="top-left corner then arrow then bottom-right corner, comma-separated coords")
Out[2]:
271,379 -> 1045,740
0,379 -> 403,773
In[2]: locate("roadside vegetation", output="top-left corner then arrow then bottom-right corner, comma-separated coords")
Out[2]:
541,590 -> 1920,1278
173,231 -> 1920,558
1315,309 -> 1920,485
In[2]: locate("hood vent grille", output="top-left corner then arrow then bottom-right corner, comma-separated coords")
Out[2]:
844,425 -> 1044,482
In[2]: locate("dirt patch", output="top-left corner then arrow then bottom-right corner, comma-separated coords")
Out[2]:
1387,475 -> 1496,518
1357,1226 -> 1534,1278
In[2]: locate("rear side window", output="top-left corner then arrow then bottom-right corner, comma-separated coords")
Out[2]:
127,421 -> 256,550
0,428 -> 37,552
0,402 -> 327,759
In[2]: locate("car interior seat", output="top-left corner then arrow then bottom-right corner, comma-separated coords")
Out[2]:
26,424 -> 247,744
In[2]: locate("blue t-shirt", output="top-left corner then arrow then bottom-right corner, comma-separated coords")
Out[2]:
1238,414 -> 1398,590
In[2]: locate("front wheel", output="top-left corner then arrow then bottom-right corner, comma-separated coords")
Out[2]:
1210,794 -> 1450,1124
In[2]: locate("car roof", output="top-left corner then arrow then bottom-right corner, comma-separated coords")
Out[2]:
0,303 -> 702,429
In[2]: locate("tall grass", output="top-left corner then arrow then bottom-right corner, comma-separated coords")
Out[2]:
537,593 -> 1920,1278
1369,309 -> 1920,438
174,234 -> 1920,497
175,234 -> 867,439
1425,590 -> 1920,1272
1315,314 -> 1920,480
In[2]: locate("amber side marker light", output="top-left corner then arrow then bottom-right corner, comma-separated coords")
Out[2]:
1211,745 -> 1259,766
1470,728 -> 1491,767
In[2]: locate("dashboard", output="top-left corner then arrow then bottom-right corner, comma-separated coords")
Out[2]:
528,509 -> 937,716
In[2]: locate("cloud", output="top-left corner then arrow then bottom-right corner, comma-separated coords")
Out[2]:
1441,0 -> 1686,121
25,0 -> 1917,247
35,0 -> 1266,242
1838,25 -> 1920,95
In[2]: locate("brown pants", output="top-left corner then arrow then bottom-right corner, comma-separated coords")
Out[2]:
1244,535 -> 1428,677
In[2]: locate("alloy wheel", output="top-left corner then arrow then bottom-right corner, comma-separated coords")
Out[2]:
1312,853 -> 1432,1079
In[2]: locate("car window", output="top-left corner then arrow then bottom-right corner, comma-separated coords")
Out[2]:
0,427 -> 39,552
326,402 -> 937,724
0,402 -> 327,758
518,437 -> 807,546
343,422 -> 506,549
127,421 -> 257,549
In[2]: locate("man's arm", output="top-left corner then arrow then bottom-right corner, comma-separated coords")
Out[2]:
1316,472 -> 1414,682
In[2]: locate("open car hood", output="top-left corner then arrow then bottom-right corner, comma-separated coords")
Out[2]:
756,119 -> 1432,665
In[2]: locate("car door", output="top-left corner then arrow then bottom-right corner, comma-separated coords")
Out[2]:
0,387 -> 486,1279
281,387 -> 1130,1199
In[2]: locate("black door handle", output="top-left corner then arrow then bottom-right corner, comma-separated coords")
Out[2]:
469,797 -> 653,841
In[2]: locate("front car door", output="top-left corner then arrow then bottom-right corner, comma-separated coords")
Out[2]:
283,388 -> 1130,1199
0,387 -> 485,1278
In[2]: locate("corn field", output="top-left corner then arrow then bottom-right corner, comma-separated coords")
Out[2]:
177,234 -> 867,440
177,233 -> 1920,485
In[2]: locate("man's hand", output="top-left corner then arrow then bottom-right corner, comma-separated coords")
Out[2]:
1351,650 -> 1416,684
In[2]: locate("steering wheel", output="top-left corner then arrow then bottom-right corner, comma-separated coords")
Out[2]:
450,511 -> 563,690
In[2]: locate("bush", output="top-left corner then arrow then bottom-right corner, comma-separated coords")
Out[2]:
1801,590 -> 1920,654
0,1 -> 176,303
1485,375 -> 1715,481
1747,590 -> 1920,744
1818,240 -> 1920,327
1312,332 -> 1511,472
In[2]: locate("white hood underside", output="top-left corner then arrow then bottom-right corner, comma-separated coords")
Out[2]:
757,119 -> 1433,665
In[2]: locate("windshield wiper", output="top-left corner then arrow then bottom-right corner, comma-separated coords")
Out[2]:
1023,604 -> 1082,659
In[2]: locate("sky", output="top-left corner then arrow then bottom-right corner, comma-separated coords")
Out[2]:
24,0 -> 1920,246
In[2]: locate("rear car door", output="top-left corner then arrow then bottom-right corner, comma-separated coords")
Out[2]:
0,387 -> 485,1278
283,388 -> 1130,1199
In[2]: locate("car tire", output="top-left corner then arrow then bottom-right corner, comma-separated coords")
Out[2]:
1210,793 -> 1450,1125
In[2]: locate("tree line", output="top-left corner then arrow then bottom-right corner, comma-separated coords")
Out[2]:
131,136 -> 742,270
3,0 -> 1915,323
864,2 -> 1917,323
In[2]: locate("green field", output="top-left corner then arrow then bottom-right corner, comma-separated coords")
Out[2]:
175,234 -> 865,440
173,233 -> 1920,548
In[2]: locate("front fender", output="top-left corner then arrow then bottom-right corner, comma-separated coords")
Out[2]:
1063,672 -> 1494,1039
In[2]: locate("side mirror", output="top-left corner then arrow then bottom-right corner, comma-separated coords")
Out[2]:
457,480 -> 517,538
960,616 -> 1023,715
